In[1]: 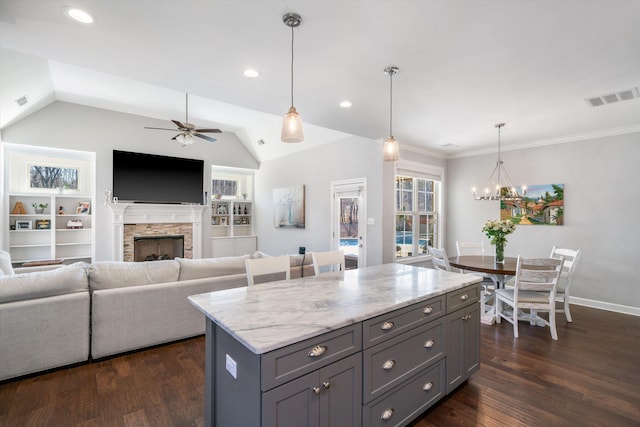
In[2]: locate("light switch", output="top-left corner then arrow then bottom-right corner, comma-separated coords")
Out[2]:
226,354 -> 237,379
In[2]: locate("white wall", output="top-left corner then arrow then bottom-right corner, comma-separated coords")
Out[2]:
255,135 -> 385,265
1,101 -> 259,260
447,132 -> 640,312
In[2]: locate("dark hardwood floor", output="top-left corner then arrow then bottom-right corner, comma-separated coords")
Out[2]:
1,305 -> 639,426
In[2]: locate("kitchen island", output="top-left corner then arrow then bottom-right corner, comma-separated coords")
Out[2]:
189,263 -> 482,427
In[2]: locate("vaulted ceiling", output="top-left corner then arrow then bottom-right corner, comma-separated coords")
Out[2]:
1,0 -> 639,162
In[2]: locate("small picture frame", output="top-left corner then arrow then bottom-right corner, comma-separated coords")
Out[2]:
211,217 -> 218,225
76,201 -> 91,214
217,204 -> 228,215
16,220 -> 33,230
220,217 -> 228,226
35,219 -> 51,230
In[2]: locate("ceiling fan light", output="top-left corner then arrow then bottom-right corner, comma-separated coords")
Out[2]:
175,133 -> 194,145
383,135 -> 399,162
281,106 -> 304,143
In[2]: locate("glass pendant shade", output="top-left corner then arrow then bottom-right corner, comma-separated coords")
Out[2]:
175,133 -> 193,145
383,135 -> 399,162
281,106 -> 304,143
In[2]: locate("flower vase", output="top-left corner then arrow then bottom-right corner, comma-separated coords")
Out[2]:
495,241 -> 505,263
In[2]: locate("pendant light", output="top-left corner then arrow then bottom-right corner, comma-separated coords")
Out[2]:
473,123 -> 524,201
383,66 -> 400,162
281,13 -> 304,143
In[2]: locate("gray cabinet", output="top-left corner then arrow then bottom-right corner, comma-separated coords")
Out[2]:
262,353 -> 362,427
445,292 -> 481,393
204,283 -> 480,426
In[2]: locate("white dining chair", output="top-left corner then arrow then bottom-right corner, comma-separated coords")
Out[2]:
429,247 -> 452,272
311,250 -> 345,275
245,255 -> 291,286
550,246 -> 581,322
495,256 -> 564,340
456,241 -> 499,315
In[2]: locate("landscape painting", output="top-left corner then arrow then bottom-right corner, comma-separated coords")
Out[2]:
273,185 -> 305,228
501,183 -> 564,225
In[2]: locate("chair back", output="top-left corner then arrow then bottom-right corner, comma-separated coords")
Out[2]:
429,247 -> 451,272
513,256 -> 564,296
550,246 -> 581,283
245,255 -> 291,286
311,250 -> 345,275
455,241 -> 485,256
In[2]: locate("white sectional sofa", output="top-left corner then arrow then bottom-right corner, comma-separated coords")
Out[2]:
0,251 -> 314,381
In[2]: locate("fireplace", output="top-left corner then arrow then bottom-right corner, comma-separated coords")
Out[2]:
134,235 -> 184,262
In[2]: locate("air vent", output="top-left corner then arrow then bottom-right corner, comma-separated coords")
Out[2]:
585,87 -> 639,107
14,95 -> 28,107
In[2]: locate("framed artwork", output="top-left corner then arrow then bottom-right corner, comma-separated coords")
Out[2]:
273,185 -> 305,228
16,220 -> 33,230
220,217 -> 228,226
501,183 -> 564,225
35,219 -> 51,229
76,201 -> 91,214
29,165 -> 78,189
217,204 -> 228,214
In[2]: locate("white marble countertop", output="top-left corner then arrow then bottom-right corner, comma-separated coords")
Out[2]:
188,263 -> 481,354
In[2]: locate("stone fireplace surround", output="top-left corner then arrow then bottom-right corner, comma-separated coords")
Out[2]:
109,203 -> 206,262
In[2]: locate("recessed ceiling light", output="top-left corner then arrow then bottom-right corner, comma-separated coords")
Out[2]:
65,8 -> 94,24
340,100 -> 352,108
244,69 -> 260,78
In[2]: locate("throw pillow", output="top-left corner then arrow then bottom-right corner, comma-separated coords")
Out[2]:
0,250 -> 14,275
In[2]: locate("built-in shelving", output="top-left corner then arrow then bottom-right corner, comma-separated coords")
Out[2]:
211,200 -> 256,257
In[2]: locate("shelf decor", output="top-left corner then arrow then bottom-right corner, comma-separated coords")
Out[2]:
482,219 -> 515,263
15,220 -> 32,230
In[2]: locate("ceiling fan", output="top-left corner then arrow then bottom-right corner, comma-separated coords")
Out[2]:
144,93 -> 221,145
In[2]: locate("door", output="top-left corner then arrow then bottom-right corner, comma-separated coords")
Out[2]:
331,179 -> 366,269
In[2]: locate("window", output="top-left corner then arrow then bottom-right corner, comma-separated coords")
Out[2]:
210,166 -> 255,200
395,162 -> 442,259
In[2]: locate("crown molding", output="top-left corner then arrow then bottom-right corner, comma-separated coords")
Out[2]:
447,124 -> 640,159
399,142 -> 448,159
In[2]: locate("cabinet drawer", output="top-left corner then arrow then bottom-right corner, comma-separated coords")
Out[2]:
363,360 -> 445,427
447,284 -> 480,313
362,295 -> 444,349
363,319 -> 444,403
261,324 -> 361,391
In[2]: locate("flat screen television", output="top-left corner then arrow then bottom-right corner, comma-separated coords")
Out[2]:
112,150 -> 204,204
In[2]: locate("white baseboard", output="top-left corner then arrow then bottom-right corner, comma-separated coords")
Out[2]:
570,297 -> 640,317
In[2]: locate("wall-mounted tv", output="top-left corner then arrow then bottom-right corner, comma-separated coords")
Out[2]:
112,150 -> 204,204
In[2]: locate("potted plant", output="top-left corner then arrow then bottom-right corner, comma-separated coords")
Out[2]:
32,202 -> 48,214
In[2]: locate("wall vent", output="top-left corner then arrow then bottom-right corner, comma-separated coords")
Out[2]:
585,87 -> 639,107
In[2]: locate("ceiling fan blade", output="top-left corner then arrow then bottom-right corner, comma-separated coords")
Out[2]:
194,128 -> 222,133
144,127 -> 178,131
171,120 -> 186,129
194,133 -> 217,142
171,134 -> 181,140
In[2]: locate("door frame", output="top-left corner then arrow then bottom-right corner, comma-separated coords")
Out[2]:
330,178 -> 367,268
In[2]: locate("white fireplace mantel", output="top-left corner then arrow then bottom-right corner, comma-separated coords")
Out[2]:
109,203 -> 206,261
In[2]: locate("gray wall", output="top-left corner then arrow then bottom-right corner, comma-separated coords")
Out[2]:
255,135 -> 384,266
1,101 -> 259,260
447,132 -> 640,312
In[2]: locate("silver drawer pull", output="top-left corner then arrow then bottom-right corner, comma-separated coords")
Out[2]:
460,294 -> 469,301
308,345 -> 327,358
382,359 -> 396,370
322,381 -> 331,390
381,321 -> 395,331
313,386 -> 321,395
423,306 -> 433,314
424,339 -> 434,348
463,314 -> 472,321
423,382 -> 433,391
380,408 -> 394,421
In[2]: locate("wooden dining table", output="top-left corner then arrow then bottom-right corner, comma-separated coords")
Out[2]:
448,255 -> 517,288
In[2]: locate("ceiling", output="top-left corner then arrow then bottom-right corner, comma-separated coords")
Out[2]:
1,0 -> 639,162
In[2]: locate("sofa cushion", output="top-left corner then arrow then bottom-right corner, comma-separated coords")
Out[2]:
0,262 -> 88,304
177,255 -> 250,281
88,260 -> 180,290
0,250 -> 14,275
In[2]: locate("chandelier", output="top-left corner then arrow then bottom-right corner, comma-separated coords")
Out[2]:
473,123 -> 524,201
